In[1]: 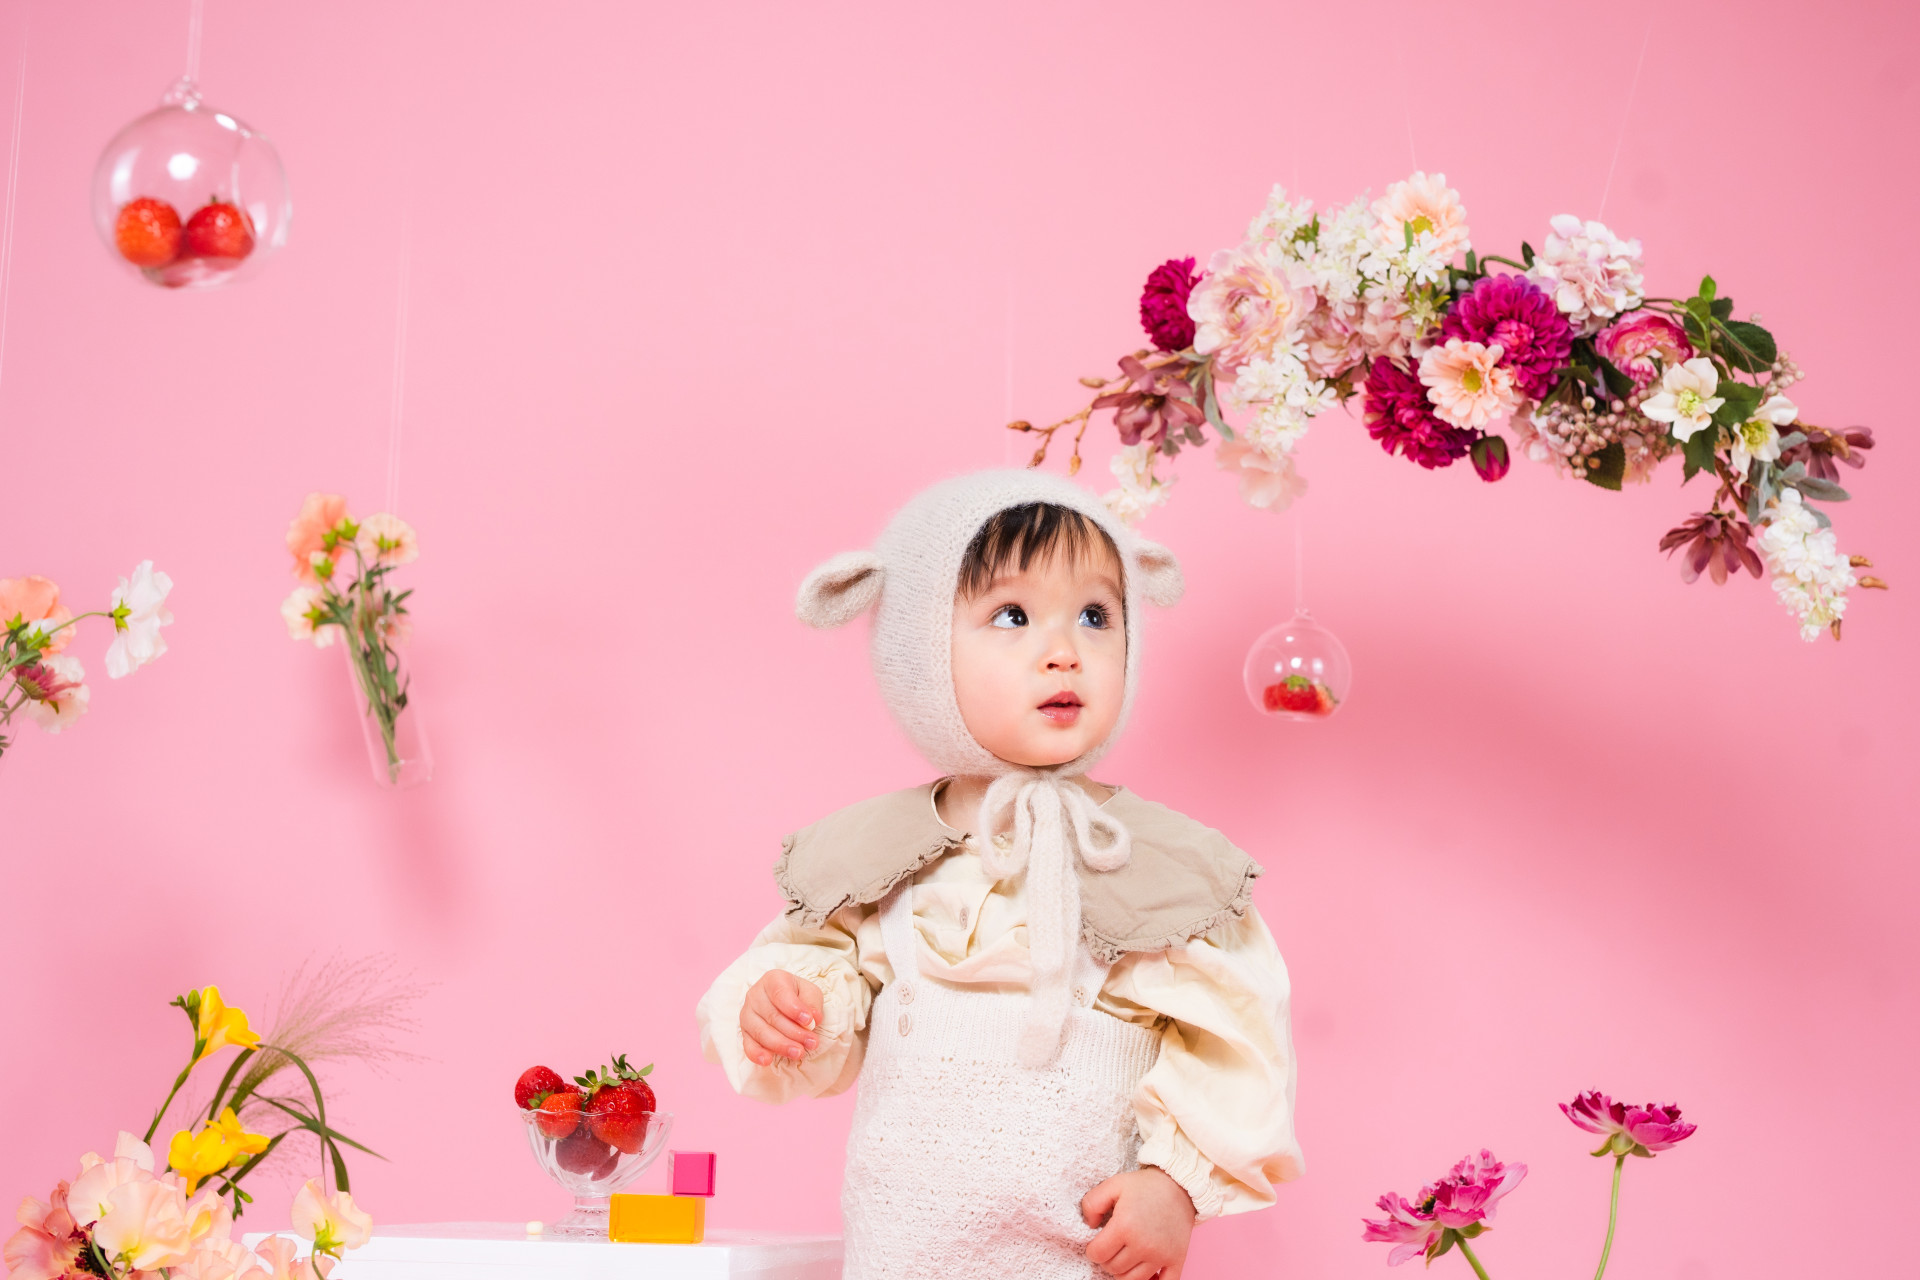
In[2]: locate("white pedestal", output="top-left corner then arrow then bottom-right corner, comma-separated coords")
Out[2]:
256,1222 -> 843,1279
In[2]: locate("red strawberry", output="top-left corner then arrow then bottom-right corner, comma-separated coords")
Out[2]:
1312,683 -> 1338,715
587,1086 -> 652,1154
515,1065 -> 564,1109
114,198 -> 183,267
554,1128 -> 615,1175
533,1090 -> 583,1139
182,198 -> 255,260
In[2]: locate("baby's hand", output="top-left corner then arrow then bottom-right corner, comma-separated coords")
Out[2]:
740,970 -> 823,1067
1081,1167 -> 1195,1280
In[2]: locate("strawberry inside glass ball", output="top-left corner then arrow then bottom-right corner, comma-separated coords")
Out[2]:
113,198 -> 183,268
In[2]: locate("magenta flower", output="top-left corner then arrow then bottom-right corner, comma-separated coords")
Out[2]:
1139,256 -> 1200,351
1562,1091 -> 1698,1157
1361,357 -> 1480,469
1438,274 -> 1573,401
1469,434 -> 1511,482
1362,1150 -> 1525,1269
1361,1193 -> 1441,1267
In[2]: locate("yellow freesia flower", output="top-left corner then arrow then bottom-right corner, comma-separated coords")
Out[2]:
192,985 -> 260,1063
167,1108 -> 268,1193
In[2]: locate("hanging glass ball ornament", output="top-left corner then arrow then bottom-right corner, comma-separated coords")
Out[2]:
1243,608 -> 1352,721
90,77 -> 290,290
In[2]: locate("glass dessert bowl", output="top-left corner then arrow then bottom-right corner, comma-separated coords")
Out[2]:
518,1105 -> 672,1238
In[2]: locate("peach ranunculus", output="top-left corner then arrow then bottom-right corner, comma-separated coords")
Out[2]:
353,513 -> 419,569
1186,244 -> 1314,374
286,494 -> 352,584
290,1179 -> 373,1254
1371,171 -> 1471,263
90,1173 -> 192,1272
0,575 -> 74,654
1418,338 -> 1518,430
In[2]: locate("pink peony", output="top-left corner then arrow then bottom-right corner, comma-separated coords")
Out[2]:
0,575 -> 73,654
1562,1091 -> 1698,1156
1187,244 -> 1313,373
1595,311 -> 1694,388
1360,1193 -> 1441,1267
1419,338 -> 1518,431
1526,215 -> 1645,335
1372,172 -> 1471,262
1139,257 -> 1199,352
1423,1150 -> 1526,1230
286,494 -> 351,584
1362,357 -> 1480,469
1301,298 -> 1369,380
1216,440 -> 1306,512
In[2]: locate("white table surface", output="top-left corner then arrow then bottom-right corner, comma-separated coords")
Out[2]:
251,1222 -> 843,1279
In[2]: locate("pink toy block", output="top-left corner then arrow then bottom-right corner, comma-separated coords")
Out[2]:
670,1150 -> 716,1197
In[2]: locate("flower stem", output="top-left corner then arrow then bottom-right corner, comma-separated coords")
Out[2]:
1593,1153 -> 1627,1280
142,1061 -> 196,1144
1456,1237 -> 1494,1280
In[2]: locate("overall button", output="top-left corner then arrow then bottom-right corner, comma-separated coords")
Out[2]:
898,1012 -> 913,1037
1072,985 -> 1089,1006
897,981 -> 914,1006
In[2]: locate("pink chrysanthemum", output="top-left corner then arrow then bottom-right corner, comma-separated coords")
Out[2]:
1139,257 -> 1199,352
1362,357 -> 1479,469
1439,275 -> 1573,400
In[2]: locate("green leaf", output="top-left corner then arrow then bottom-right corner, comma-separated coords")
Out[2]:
1682,311 -> 1708,347
1464,250 -> 1478,274
1583,442 -> 1626,490
1716,320 -> 1777,373
1792,476 -> 1851,502
1520,241 -> 1535,267
1681,427 -> 1719,481
1712,381 -> 1762,427
1594,354 -> 1636,401
1698,274 -> 1717,303
1710,297 -> 1733,320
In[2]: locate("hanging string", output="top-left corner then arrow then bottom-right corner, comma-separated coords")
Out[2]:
184,0 -> 204,84
384,207 -> 412,514
1002,270 -> 1014,466
1596,10 -> 1655,221
0,19 -> 28,415
1292,505 -> 1305,615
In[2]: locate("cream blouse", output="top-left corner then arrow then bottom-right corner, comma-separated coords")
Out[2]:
695,799 -> 1303,1221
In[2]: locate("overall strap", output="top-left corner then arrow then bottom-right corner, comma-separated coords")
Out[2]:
878,881 -> 922,983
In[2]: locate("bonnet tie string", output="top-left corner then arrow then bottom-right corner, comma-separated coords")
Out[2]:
977,771 -> 1131,1068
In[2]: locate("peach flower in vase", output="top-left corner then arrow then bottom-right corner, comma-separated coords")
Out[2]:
286,493 -> 351,584
0,575 -> 74,653
1418,339 -> 1518,431
354,513 -> 419,568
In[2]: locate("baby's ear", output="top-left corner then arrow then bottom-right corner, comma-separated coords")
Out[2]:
796,551 -> 886,628
1131,539 -> 1184,608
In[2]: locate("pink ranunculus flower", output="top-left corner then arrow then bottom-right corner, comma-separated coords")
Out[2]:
1360,1192 -> 1441,1267
1419,338 -> 1518,430
4,1183 -> 81,1280
1424,1150 -> 1526,1229
1371,171 -> 1471,262
1562,1090 -> 1698,1156
1595,311 -> 1694,387
1187,244 -> 1314,374
287,494 -> 352,584
0,575 -> 74,653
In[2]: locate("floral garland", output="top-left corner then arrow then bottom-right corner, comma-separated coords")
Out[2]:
1012,174 -> 1886,640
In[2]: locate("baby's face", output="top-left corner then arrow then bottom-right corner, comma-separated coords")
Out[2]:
950,545 -> 1126,769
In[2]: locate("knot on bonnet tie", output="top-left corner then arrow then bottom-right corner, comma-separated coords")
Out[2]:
977,770 -> 1131,1068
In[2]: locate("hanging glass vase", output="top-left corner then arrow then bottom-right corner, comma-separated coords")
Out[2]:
340,602 -> 431,789
1243,608 -> 1352,721
90,76 -> 291,289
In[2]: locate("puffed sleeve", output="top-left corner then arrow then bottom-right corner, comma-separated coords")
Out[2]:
1104,907 -> 1303,1220
695,903 -> 876,1104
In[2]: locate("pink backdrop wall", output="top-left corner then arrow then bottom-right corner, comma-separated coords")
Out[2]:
3,1 -> 1915,1276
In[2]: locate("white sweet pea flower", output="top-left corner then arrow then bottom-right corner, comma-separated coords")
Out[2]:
104,561 -> 174,678
1730,393 -> 1797,473
1639,358 -> 1725,442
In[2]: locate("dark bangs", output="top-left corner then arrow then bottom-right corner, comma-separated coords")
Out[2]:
956,502 -> 1124,599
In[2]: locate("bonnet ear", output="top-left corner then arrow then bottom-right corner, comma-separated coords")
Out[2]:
796,550 -> 886,628
1131,539 -> 1184,608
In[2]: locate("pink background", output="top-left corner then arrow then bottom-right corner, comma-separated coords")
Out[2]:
2,1 -> 1915,1277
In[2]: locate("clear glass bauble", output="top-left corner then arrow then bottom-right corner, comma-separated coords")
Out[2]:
90,77 -> 290,289
1242,608 -> 1352,721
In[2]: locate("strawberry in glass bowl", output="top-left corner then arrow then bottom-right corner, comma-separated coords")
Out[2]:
514,1056 -> 671,1237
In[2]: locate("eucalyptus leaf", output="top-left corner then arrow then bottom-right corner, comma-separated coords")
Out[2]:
1808,504 -> 1832,529
1775,431 -> 1806,451
1791,476 -> 1851,502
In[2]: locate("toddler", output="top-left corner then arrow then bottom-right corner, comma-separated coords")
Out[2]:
697,470 -> 1301,1279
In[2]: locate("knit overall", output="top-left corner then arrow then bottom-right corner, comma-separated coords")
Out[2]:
840,883 -> 1162,1279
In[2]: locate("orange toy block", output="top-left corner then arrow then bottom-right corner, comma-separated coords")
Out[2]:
608,1192 -> 706,1244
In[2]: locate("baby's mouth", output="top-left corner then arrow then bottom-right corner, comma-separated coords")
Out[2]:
1038,692 -> 1083,725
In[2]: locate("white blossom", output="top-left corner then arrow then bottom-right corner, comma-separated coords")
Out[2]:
1103,445 -> 1171,527
1757,489 -> 1854,641
104,561 -> 174,679
1639,358 -> 1725,442
1730,394 -> 1796,473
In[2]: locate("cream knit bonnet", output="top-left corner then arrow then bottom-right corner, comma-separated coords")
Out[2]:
796,469 -> 1184,1064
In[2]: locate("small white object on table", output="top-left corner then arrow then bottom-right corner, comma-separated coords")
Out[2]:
255,1222 -> 843,1279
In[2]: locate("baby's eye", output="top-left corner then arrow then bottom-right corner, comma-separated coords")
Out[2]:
990,604 -> 1028,629
1079,604 -> 1111,630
